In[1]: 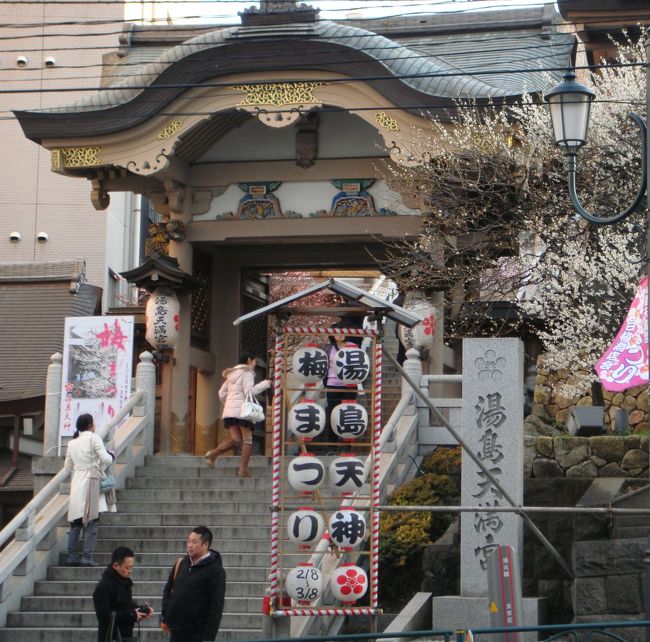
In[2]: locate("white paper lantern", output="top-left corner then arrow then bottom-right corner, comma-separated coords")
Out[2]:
287,455 -> 325,493
333,343 -> 370,384
288,400 -> 325,441
286,507 -> 325,549
292,344 -> 329,383
329,455 -> 365,495
330,401 -> 368,441
398,293 -> 437,351
330,563 -> 368,603
285,563 -> 323,605
328,507 -> 366,550
145,286 -> 180,349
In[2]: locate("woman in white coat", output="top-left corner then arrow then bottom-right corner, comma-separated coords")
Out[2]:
205,351 -> 271,478
64,413 -> 114,566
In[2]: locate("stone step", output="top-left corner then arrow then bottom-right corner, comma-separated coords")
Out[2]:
56,550 -> 270,567
96,525 -> 270,540
134,467 -> 272,479
124,471 -> 271,490
48,564 -> 268,583
6,611 -> 262,630
34,579 -> 266,597
143,455 -> 271,468
92,538 -> 270,554
115,500 -> 270,513
99,511 -> 270,526
115,488 -> 270,501
21,594 -> 259,613
0,627 -> 257,641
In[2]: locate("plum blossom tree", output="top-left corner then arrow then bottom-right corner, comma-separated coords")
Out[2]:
379,36 -> 646,395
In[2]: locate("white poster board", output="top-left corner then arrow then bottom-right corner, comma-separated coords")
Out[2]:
59,316 -> 135,440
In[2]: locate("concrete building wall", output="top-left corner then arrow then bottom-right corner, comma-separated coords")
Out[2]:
0,1 -> 127,292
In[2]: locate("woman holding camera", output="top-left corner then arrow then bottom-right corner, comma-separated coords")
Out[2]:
64,413 -> 114,566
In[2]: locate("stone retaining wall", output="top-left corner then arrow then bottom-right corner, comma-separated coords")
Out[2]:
525,435 -> 649,478
532,364 -> 648,433
573,538 -> 647,642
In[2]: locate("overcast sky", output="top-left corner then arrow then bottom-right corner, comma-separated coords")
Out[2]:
125,0 -> 552,25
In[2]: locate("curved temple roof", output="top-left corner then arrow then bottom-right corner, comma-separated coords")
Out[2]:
14,15 -> 574,143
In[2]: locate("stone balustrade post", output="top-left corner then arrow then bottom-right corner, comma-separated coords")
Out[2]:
401,348 -> 422,417
43,353 -> 62,456
135,351 -> 156,456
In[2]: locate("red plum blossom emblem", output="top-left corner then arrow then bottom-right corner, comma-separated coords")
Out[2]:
335,567 -> 366,596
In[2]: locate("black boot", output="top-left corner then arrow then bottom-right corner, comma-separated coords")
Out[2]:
66,523 -> 82,566
80,519 -> 99,566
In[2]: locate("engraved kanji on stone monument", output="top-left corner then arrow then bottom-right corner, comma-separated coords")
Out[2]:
461,339 -> 523,597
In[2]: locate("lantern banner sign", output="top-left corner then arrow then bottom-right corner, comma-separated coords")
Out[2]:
596,276 -> 648,392
59,316 -> 134,438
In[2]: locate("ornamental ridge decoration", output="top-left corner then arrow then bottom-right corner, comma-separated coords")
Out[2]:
375,111 -> 399,132
231,82 -> 325,107
51,146 -> 104,169
158,120 -> 183,140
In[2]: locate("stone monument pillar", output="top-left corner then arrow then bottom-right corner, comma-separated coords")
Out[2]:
432,338 -> 546,633
460,338 -> 524,596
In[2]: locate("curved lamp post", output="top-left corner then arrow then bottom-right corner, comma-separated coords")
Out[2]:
544,69 -> 648,225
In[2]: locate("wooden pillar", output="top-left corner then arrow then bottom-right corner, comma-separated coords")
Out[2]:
160,183 -> 193,453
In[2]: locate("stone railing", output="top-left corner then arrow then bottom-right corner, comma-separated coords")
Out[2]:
0,352 -> 156,626
525,434 -> 649,478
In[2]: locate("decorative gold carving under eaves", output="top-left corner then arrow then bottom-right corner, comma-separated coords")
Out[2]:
51,146 -> 104,173
231,82 -> 325,129
231,82 -> 325,107
375,112 -> 400,132
158,120 -> 183,140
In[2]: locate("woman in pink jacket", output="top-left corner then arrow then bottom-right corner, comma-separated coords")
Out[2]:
205,351 -> 271,478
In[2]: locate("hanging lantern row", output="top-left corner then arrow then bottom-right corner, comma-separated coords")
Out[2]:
285,562 -> 367,606
287,400 -> 368,441
287,454 -> 365,494
292,343 -> 370,384
145,286 -> 180,349
285,505 -> 366,551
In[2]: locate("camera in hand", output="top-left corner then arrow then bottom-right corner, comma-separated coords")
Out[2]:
137,605 -> 150,614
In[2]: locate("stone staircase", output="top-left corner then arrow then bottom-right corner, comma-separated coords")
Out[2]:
0,454 -> 272,642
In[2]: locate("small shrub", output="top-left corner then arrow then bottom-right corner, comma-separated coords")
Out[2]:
379,448 -> 460,611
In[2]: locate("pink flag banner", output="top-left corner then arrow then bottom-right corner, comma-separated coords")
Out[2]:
595,276 -> 648,392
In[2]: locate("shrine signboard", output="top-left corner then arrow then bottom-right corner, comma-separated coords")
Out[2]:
266,324 -> 383,619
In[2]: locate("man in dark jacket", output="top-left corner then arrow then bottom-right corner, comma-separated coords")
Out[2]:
93,546 -> 153,642
161,526 -> 226,642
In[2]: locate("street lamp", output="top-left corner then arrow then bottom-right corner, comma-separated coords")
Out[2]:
544,69 -> 648,225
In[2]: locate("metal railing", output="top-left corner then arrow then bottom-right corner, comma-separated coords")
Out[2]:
0,352 -> 156,626
250,619 -> 650,642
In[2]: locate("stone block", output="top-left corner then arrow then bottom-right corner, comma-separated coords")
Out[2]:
589,436 -> 626,462
606,574 -> 642,614
573,576 -> 606,615
432,596 -> 547,639
554,437 -> 589,468
573,615 -> 645,642
532,458 -> 564,478
573,539 -> 645,577
567,460 -> 599,478
599,462 -> 626,477
621,449 -> 647,471
538,436 -> 554,458
625,435 -> 641,450
641,437 -> 649,452
591,456 -> 607,467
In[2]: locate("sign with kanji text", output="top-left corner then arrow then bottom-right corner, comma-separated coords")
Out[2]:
59,316 -> 134,437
